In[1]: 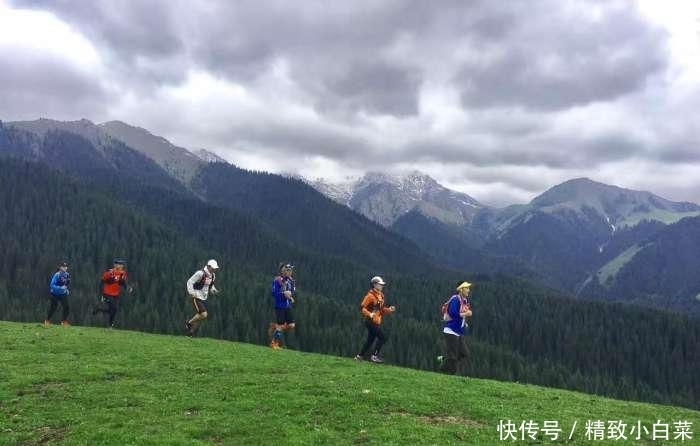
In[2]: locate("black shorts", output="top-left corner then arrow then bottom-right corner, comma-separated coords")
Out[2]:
193,298 -> 208,314
275,308 -> 295,325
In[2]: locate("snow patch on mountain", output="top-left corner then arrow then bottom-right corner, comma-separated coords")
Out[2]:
308,171 -> 484,226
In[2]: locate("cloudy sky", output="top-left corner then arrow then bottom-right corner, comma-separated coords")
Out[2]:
1,0 -> 700,206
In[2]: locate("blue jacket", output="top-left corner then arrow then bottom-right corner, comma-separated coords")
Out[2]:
49,271 -> 70,297
271,275 -> 295,309
443,294 -> 471,336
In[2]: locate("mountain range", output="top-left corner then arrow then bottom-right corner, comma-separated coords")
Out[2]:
309,162 -> 700,315
310,171 -> 699,238
3,118 -> 700,317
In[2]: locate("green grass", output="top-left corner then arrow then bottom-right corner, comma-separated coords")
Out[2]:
617,211 -> 700,229
596,244 -> 645,287
1,321 -> 698,446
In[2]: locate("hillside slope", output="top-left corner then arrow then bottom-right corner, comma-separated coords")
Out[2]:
596,215 -> 700,312
192,163 -> 437,275
484,178 -> 700,294
2,146 -> 700,412
391,210 -> 538,279
1,322 -> 698,446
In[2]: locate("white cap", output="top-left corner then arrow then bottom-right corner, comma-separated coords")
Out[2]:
207,259 -> 219,269
370,276 -> 386,285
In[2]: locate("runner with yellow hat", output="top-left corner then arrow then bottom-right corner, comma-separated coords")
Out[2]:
438,281 -> 473,374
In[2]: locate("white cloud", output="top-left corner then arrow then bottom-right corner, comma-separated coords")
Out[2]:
636,0 -> 700,75
0,2 -> 100,69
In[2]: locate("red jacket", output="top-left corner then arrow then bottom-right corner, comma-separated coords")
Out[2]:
101,269 -> 128,297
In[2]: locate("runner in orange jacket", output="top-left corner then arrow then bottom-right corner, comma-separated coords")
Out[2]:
354,276 -> 395,363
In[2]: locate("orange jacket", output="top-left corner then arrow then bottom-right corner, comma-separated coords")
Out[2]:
101,269 -> 128,297
360,289 -> 392,326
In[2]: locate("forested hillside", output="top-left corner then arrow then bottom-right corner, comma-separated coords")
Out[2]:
391,210 -> 537,279
595,215 -> 700,313
192,162 -> 436,275
1,157 -> 699,410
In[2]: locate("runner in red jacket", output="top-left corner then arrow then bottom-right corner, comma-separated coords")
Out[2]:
94,259 -> 133,328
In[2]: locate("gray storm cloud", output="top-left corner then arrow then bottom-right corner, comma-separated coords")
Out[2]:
6,0 -> 700,206
17,0 -> 665,114
454,2 -> 668,110
0,47 -> 111,119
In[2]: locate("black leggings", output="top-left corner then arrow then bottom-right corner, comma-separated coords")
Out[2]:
96,296 -> 120,326
440,333 -> 468,375
47,296 -> 69,321
359,321 -> 387,357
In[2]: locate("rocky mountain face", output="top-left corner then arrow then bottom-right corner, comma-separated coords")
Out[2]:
8,119 -> 207,185
99,120 -> 204,184
310,171 -> 484,227
2,119 -> 189,195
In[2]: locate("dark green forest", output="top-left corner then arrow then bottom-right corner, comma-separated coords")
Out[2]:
191,161 -> 438,276
391,209 -> 540,280
1,157 -> 699,411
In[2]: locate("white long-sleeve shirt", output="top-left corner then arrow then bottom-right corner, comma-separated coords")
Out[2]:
186,268 -> 217,301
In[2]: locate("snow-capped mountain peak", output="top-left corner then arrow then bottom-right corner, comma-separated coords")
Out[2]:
309,171 -> 484,227
310,177 -> 356,205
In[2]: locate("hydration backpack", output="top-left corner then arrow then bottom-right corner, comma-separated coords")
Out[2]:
193,270 -> 215,290
441,296 -> 455,321
442,296 -> 470,321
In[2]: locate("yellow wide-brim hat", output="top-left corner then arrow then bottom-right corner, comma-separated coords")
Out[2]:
456,281 -> 472,291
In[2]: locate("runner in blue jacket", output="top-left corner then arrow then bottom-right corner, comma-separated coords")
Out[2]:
269,263 -> 297,349
439,281 -> 473,374
45,261 -> 71,326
